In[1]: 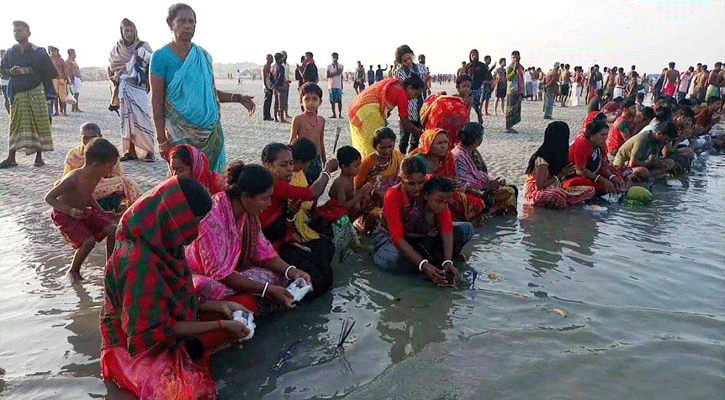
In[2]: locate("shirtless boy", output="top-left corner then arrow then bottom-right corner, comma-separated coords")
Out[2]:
290,82 -> 326,183
45,138 -> 119,281
455,73 -> 473,114
329,146 -> 374,218
662,62 -> 680,98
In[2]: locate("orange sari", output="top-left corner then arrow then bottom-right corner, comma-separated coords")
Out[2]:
410,129 -> 485,222
420,94 -> 469,151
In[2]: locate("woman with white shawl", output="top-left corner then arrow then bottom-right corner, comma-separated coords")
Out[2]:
108,18 -> 156,162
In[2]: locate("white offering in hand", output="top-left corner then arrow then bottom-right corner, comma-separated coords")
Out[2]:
232,310 -> 256,341
287,278 -> 313,302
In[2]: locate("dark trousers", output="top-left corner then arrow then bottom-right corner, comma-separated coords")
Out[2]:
263,88 -> 273,119
398,120 -> 422,154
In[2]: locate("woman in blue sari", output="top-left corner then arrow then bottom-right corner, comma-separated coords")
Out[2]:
150,3 -> 255,173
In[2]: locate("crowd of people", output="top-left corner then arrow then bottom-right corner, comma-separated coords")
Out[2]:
2,3 -> 724,399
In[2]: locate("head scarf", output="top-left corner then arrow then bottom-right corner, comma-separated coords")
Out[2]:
101,177 -> 206,355
410,129 -> 455,178
109,19 -> 140,77
526,121 -> 570,176
171,144 -> 226,195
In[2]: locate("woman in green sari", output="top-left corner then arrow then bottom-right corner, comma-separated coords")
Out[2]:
150,3 -> 255,173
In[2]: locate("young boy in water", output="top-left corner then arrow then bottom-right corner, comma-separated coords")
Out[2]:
329,146 -> 374,218
290,83 -> 326,183
45,138 -> 119,281
455,73 -> 473,114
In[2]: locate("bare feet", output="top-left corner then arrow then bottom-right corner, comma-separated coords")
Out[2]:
505,128 -> 518,133
33,160 -> 45,167
0,159 -> 18,169
68,268 -> 84,282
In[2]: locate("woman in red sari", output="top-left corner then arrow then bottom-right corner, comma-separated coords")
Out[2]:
420,93 -> 469,151
169,144 -> 226,195
410,129 -> 485,222
100,176 -> 252,400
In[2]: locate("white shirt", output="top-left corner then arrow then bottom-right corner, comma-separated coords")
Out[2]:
327,63 -> 344,89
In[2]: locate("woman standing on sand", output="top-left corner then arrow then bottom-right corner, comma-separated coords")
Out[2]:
347,75 -> 425,157
150,3 -> 255,173
109,18 -> 156,162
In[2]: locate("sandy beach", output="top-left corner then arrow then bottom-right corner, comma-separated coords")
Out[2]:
1,80 -> 724,400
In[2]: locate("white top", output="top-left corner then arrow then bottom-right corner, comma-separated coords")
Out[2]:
284,62 -> 293,83
327,63 -> 344,89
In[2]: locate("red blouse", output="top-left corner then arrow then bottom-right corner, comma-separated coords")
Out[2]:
382,185 -> 453,248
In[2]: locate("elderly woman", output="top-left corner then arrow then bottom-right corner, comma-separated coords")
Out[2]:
150,3 -> 255,172
108,18 -> 156,162
409,129 -> 486,222
348,75 -> 425,157
451,123 -> 517,215
100,176 -> 250,400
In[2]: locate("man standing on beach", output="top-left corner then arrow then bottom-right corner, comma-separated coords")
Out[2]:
0,49 -> 8,113
706,62 -> 723,99
327,52 -> 344,118
262,54 -> 273,121
466,49 -> 489,123
375,64 -> 386,82
505,51 -> 524,133
303,52 -> 318,84
367,65 -> 375,86
280,51 -> 292,119
0,21 -> 57,168
560,64 -> 571,107
605,67 -> 616,100
66,49 -> 82,112
48,46 -> 68,116
678,67 -> 694,102
662,62 -> 680,97
543,63 -> 559,120
354,61 -> 365,94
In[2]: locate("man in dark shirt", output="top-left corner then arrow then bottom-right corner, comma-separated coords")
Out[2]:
302,52 -> 318,84
375,64 -> 386,82
0,21 -> 57,168
465,49 -> 492,123
262,53 -> 273,121
367,65 -> 375,85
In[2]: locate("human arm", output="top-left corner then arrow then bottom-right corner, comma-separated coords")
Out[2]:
309,159 -> 339,197
172,319 -> 249,339
219,272 -> 295,309
198,299 -> 252,318
437,207 -> 459,285
149,73 -> 169,159
215,89 -> 255,114
399,116 -> 422,136
44,175 -> 86,218
319,119 -> 326,163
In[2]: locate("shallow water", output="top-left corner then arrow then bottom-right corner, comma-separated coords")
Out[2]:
0,82 -> 723,399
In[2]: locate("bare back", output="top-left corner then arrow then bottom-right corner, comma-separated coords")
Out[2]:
52,169 -> 101,211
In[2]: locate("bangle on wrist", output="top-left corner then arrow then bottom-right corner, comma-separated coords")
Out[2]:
594,175 -> 601,183
442,260 -> 453,267
261,282 -> 269,298
285,265 -> 296,280
554,175 -> 560,183
418,259 -> 428,272
321,171 -> 331,180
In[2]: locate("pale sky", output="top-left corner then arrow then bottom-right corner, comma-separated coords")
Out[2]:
2,0 -> 723,74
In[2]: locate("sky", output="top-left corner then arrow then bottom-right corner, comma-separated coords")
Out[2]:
2,0 -> 723,75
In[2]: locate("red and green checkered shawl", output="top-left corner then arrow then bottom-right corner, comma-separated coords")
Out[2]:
100,177 -> 200,355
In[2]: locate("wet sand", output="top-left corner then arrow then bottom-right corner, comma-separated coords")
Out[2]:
1,81 -> 723,400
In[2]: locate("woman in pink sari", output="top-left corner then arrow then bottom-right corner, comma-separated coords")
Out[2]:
185,161 -> 311,313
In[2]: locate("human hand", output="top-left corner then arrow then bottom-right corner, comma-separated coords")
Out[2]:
600,177 -> 617,193
159,140 -> 172,161
288,268 -> 311,286
441,262 -> 460,285
562,163 -> 577,177
361,181 -> 375,194
239,95 -> 255,115
221,319 -> 250,339
421,262 -> 447,285
69,208 -> 87,219
324,158 -> 339,174
9,66 -> 24,75
267,285 -> 295,308
218,300 -> 252,319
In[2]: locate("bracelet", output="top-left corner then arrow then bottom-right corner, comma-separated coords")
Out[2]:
217,320 -> 223,330
370,189 -> 376,197
554,175 -> 560,183
418,259 -> 428,272
594,175 -> 601,183
158,140 -> 169,146
285,265 -> 296,280
321,171 -> 332,180
442,260 -> 453,267
286,214 -> 297,222
261,282 -> 269,298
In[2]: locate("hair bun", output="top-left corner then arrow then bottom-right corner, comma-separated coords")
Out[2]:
226,160 -> 246,186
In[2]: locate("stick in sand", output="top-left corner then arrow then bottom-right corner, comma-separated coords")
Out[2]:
332,126 -> 342,153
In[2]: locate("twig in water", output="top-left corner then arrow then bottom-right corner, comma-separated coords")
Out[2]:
337,319 -> 356,347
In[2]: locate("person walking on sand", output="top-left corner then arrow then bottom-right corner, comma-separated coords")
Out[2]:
66,49 -> 82,112
327,52 -> 344,118
0,21 -> 57,169
48,46 -> 68,117
505,51 -> 524,133
303,51 -> 318,84
543,63 -> 559,120
262,54 -> 273,121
